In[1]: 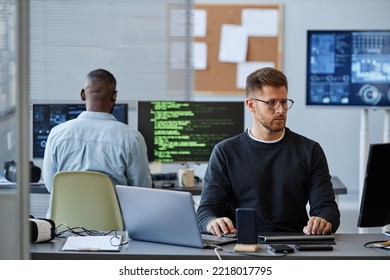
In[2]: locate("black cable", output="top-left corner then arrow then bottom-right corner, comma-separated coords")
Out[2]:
54,223 -> 115,238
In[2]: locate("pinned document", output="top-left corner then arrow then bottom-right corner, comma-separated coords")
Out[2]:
218,24 -> 248,63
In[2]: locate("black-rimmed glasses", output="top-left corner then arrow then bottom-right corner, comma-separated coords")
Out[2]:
252,98 -> 294,110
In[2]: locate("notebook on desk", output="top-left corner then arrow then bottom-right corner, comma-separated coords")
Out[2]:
115,185 -> 236,248
258,232 -> 336,244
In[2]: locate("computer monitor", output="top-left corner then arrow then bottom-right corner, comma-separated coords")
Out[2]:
32,103 -> 128,158
306,30 -> 390,107
357,143 -> 390,227
137,101 -> 245,163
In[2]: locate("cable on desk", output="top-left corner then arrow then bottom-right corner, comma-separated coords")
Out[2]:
54,223 -> 115,238
109,230 -> 128,247
210,245 -> 289,259
54,225 -> 129,248
363,240 -> 390,250
214,246 -> 222,260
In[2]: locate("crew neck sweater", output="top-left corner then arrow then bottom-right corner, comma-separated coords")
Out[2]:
197,128 -> 340,233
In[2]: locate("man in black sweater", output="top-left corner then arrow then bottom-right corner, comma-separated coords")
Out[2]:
197,67 -> 340,237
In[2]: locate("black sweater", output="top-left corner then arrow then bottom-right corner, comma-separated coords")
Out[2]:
197,128 -> 340,233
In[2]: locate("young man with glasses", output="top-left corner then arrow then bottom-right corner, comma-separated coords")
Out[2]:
197,67 -> 340,237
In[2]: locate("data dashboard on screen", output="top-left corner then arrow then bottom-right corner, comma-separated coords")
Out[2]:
137,101 -> 245,163
32,103 -> 128,158
306,30 -> 390,107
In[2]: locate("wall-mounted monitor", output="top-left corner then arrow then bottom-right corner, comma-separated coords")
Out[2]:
32,103 -> 128,158
137,101 -> 245,163
357,143 -> 390,228
306,30 -> 390,107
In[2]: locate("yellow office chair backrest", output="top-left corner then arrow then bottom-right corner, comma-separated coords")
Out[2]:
50,170 -> 124,231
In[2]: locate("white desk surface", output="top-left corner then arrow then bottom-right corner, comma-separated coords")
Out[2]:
31,233 -> 389,260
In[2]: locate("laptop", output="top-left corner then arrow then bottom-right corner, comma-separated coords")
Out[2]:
115,185 -> 236,248
258,232 -> 336,244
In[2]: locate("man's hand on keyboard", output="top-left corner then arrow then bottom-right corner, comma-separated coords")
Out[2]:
206,217 -> 237,237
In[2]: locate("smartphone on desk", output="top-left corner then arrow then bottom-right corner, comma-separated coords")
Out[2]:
266,244 -> 294,254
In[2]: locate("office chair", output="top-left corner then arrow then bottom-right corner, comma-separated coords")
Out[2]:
50,170 -> 124,231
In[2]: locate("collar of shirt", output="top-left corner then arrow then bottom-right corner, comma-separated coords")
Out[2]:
247,128 -> 285,144
77,111 -> 117,121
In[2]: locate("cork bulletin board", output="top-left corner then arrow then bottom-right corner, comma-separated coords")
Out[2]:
194,3 -> 284,94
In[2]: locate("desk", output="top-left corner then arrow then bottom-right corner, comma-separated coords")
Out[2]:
331,176 -> 347,203
2,175 -> 346,218
0,177 -> 47,194
31,233 -> 389,260
154,176 -> 348,198
8,175 -> 345,197
154,181 -> 203,195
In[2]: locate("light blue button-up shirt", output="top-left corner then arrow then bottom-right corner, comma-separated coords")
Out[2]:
43,111 -> 152,217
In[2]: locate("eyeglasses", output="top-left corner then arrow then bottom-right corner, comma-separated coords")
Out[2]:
252,98 -> 294,110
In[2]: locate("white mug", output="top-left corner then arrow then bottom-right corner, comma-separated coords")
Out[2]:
178,168 -> 195,188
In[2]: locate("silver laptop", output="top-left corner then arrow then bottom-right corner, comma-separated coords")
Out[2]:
115,185 -> 236,248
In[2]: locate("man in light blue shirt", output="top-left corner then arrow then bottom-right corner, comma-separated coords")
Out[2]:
43,69 -> 152,217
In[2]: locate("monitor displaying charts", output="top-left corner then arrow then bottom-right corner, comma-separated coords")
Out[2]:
32,103 -> 128,158
306,30 -> 390,107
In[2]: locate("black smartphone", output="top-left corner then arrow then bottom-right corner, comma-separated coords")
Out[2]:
236,208 -> 257,244
266,244 -> 294,254
295,244 -> 333,251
